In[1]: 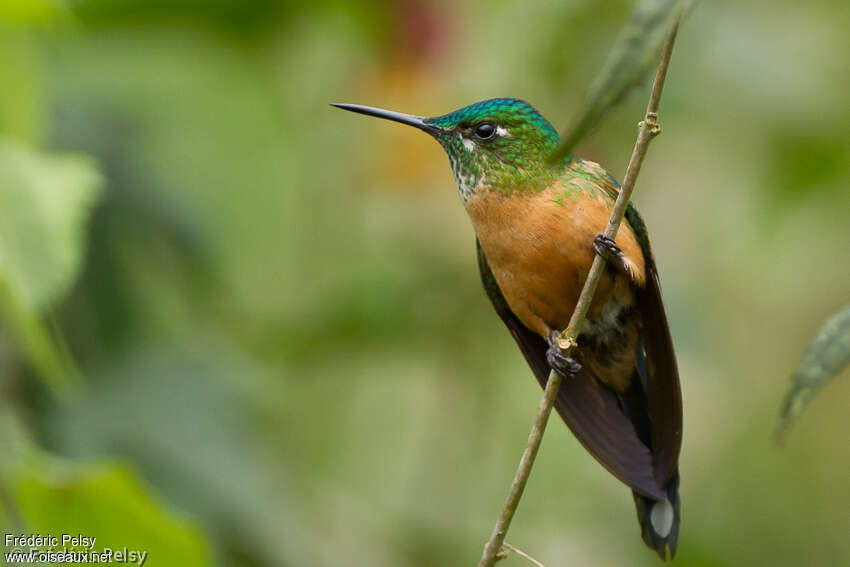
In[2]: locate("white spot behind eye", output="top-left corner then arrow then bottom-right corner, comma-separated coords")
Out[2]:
496,126 -> 509,137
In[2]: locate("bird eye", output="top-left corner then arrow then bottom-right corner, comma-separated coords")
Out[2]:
474,122 -> 496,140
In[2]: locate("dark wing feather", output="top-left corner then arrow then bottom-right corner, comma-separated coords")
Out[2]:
587,160 -> 683,484
625,206 -> 683,485
477,240 -> 666,500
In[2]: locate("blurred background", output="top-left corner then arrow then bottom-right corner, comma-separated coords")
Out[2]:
1,1 -> 849,565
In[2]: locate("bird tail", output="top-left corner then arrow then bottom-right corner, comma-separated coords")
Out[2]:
633,470 -> 680,561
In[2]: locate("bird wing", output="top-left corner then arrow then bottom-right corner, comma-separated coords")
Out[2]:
573,158 -> 683,484
477,240 -> 666,500
624,206 -> 683,485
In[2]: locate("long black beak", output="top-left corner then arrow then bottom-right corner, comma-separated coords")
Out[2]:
331,103 -> 443,135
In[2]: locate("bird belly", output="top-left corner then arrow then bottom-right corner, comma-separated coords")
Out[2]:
466,186 -> 645,390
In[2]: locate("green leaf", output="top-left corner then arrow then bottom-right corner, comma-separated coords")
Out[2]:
0,138 -> 102,391
42,342 -> 298,565
9,460 -> 209,565
777,305 -> 850,441
0,387 -> 209,565
0,138 -> 102,311
551,0 -> 689,160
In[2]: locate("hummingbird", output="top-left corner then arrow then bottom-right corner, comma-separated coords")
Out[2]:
333,98 -> 683,560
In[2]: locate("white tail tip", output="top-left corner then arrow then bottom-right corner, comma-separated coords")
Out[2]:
650,498 -> 674,538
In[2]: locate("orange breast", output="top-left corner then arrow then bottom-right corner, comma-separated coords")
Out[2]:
465,182 -> 646,340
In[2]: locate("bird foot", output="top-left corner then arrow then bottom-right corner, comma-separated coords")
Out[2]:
546,334 -> 582,377
593,234 -> 627,273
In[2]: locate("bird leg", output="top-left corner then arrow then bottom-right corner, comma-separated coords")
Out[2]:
547,331 -> 582,377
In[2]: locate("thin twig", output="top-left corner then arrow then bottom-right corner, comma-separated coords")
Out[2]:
501,543 -> 547,567
477,14 -> 682,567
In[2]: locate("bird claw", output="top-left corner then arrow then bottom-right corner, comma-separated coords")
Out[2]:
546,344 -> 582,377
593,233 -> 621,260
593,234 -> 628,273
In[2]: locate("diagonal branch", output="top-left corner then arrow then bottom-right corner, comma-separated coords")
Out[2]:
477,14 -> 682,567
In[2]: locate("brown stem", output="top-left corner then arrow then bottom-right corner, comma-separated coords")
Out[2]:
477,14 -> 681,567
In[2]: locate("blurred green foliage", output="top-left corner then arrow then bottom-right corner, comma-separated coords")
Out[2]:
553,0 -> 686,158
15,461 -> 208,564
0,140 -> 101,313
1,1 -> 850,566
777,304 -> 850,441
0,140 -> 101,391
